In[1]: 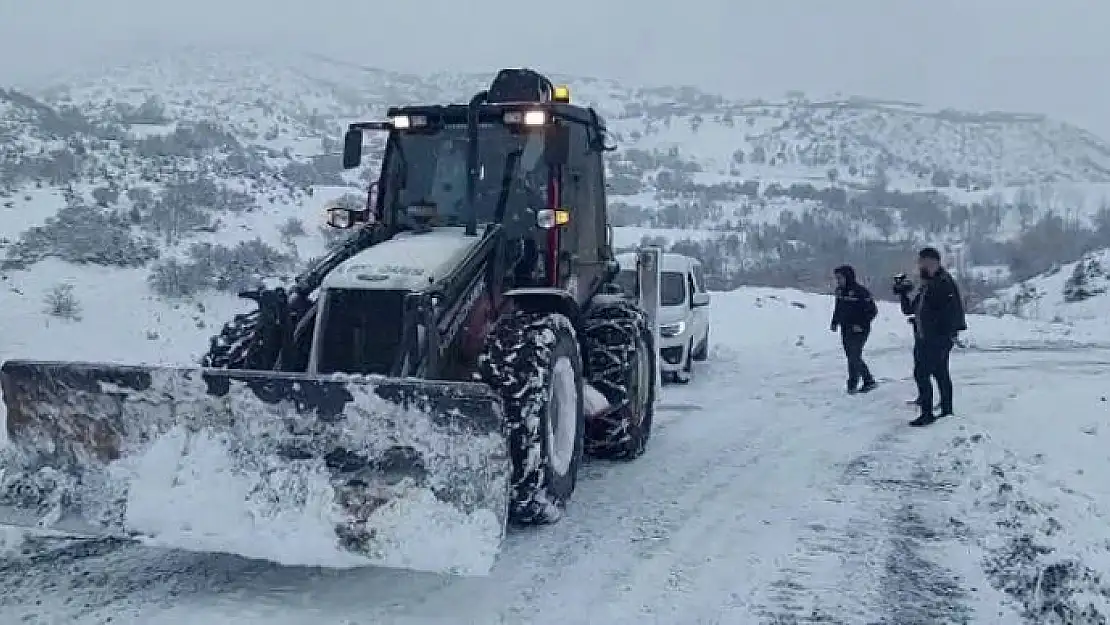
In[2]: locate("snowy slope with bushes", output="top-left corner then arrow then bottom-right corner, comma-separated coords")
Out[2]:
4,47 -> 1110,315
982,248 -> 1110,329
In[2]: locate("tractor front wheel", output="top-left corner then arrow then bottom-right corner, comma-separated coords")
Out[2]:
477,311 -> 585,524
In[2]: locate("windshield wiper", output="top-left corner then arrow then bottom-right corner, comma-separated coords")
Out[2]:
400,200 -> 467,231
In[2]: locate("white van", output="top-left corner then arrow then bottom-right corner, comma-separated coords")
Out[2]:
614,252 -> 711,383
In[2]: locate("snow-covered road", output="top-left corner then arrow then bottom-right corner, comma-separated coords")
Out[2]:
3,289 -> 1110,624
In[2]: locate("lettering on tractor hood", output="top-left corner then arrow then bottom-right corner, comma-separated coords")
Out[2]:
322,227 -> 484,292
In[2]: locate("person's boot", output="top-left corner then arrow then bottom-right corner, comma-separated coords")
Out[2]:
908,411 -> 938,427
846,379 -> 859,394
858,379 -> 878,393
937,404 -> 954,418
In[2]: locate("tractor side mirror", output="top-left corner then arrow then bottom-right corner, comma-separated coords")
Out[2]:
326,206 -> 356,229
544,123 -> 569,166
325,194 -> 371,228
342,129 -> 363,169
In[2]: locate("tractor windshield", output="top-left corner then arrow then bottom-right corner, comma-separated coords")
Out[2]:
379,123 -> 549,228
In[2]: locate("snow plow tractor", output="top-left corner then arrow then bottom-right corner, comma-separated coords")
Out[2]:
0,68 -> 661,575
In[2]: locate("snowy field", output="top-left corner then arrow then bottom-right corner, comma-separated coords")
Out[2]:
2,285 -> 1110,624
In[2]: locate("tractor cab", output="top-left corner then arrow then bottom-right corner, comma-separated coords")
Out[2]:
337,68 -> 616,301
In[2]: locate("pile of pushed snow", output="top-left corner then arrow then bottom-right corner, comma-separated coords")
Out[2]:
943,374 -> 1110,621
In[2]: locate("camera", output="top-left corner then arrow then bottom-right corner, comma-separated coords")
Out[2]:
892,273 -> 914,296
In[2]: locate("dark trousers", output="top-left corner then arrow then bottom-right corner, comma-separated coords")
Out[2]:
841,329 -> 874,389
913,337 -> 954,413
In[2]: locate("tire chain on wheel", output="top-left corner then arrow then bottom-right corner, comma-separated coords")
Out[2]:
582,300 -> 651,459
200,309 -> 282,370
201,310 -> 262,369
477,310 -> 580,524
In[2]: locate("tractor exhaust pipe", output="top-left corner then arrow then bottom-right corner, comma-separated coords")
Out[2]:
465,90 -> 488,237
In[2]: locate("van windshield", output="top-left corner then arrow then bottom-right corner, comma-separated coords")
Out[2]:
618,269 -> 686,306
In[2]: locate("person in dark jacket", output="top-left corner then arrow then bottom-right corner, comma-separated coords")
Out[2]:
898,247 -> 967,426
830,265 -> 879,393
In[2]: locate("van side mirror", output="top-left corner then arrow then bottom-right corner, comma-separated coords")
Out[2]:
342,129 -> 363,169
691,292 -> 710,308
544,123 -> 569,166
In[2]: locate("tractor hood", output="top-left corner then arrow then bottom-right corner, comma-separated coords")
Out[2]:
322,227 -> 485,292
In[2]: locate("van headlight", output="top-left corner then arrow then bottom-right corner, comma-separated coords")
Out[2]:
660,321 -> 686,337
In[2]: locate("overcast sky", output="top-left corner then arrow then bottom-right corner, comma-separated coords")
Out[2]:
2,0 -> 1108,137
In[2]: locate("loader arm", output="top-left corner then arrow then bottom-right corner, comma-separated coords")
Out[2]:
224,223 -> 396,373
290,223 -> 394,305
392,224 -> 504,379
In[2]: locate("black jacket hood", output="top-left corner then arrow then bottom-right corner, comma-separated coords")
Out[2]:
834,264 -> 857,285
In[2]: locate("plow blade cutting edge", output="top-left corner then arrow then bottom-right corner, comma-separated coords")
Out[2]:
0,360 -> 510,575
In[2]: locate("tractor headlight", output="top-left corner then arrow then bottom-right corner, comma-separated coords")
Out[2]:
503,110 -> 547,126
660,321 -> 686,337
536,208 -> 570,229
389,115 -> 428,129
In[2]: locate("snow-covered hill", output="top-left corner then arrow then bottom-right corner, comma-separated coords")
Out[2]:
982,247 -> 1110,329
5,46 -> 1110,310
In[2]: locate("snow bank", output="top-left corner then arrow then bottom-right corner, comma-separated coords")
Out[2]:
2,243 -> 1107,583
944,376 -> 1110,621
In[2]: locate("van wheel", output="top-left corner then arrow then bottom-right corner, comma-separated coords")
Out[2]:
672,339 -> 692,384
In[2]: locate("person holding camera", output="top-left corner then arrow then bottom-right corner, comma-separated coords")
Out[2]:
891,273 -> 924,406
830,264 -> 878,394
894,247 -> 967,426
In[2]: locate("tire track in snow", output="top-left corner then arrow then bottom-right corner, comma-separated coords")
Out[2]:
751,344 -> 1110,624
364,357 -> 794,624
748,366 -> 976,624
0,537 -> 287,624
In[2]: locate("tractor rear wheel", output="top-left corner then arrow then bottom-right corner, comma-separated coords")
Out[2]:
582,300 -> 656,460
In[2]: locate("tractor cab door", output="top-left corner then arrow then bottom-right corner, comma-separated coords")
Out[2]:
559,119 -> 609,306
